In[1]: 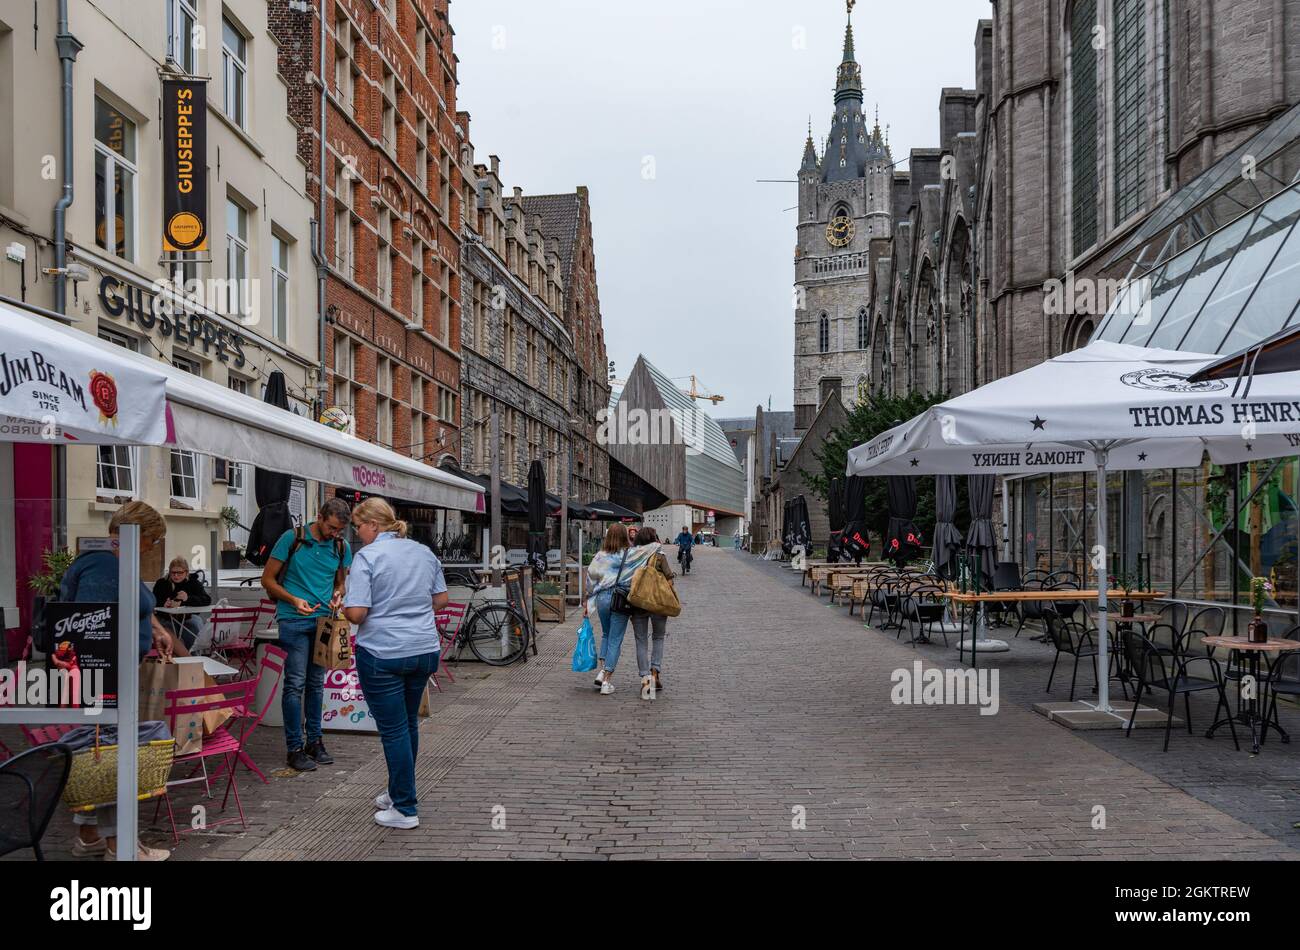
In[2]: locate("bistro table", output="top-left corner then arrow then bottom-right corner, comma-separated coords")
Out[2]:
944,590 -> 1166,668
155,603 -> 214,650
1202,635 -> 1300,754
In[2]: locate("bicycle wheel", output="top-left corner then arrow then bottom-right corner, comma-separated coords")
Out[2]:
464,602 -> 530,666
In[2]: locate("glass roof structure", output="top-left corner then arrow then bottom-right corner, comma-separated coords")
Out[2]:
1105,101 -> 1300,272
1094,181 -> 1300,355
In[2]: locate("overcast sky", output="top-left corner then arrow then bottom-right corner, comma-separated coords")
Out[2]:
452,0 -> 984,418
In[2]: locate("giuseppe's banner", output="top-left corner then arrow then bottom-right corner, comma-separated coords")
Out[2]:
161,78 -> 208,253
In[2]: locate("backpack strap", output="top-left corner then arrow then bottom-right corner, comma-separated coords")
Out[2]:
275,526 -> 307,586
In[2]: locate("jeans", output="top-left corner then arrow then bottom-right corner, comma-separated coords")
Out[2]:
594,589 -> 630,673
277,616 -> 325,752
355,646 -> 438,817
631,613 -> 667,677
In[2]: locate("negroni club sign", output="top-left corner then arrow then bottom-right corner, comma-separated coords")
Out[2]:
99,275 -> 248,368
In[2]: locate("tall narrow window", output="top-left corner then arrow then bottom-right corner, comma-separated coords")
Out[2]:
94,97 -> 137,262
1071,0 -> 1099,254
271,233 -> 289,342
225,198 -> 249,318
818,313 -> 830,354
167,0 -> 199,74
222,17 -> 248,129
1113,0 -> 1147,222
857,308 -> 869,349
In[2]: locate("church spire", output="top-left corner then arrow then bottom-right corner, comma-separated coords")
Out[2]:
801,117 -> 818,172
824,0 -> 868,183
834,0 -> 863,104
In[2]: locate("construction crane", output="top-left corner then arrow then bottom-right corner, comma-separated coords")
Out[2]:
607,373 -> 726,405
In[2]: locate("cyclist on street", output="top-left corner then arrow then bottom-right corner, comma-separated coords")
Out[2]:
675,525 -> 695,574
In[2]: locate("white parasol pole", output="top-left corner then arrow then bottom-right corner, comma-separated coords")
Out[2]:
1094,447 -> 1111,714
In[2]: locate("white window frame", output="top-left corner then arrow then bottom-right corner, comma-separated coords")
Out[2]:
225,197 -> 249,318
94,97 -> 138,263
167,0 -> 199,75
170,449 -> 201,506
221,16 -> 248,129
96,445 -> 137,500
271,232 -> 289,342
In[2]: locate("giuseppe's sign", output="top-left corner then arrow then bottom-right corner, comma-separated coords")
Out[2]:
161,78 -> 208,252
99,275 -> 247,368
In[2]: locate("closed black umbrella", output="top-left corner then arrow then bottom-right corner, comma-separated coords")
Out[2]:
526,460 -> 547,579
827,477 -> 845,563
885,475 -> 922,568
841,475 -> 869,563
966,474 -> 996,587
931,474 -> 964,580
254,371 -> 292,508
791,495 -> 812,553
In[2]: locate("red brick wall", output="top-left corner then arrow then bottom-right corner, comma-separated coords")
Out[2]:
270,0 -> 463,464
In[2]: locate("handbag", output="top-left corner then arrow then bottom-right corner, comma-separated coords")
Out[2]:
628,546 -> 681,618
609,552 -> 636,616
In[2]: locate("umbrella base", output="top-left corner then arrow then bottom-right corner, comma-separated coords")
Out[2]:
957,638 -> 1009,653
1034,700 -> 1179,730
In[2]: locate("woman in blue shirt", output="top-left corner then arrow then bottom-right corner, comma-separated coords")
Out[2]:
343,498 -> 448,830
60,500 -> 175,861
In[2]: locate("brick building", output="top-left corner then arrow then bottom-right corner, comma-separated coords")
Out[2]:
520,188 -> 612,505
270,0 -> 463,467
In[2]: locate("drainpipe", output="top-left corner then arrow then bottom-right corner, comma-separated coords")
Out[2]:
313,2 -> 329,509
52,0 -> 82,315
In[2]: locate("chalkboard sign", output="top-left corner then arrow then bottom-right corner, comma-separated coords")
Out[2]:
44,601 -> 118,709
502,568 -> 533,625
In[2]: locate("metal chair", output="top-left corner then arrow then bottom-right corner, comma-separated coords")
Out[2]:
987,561 -> 1022,626
1014,573 -> 1051,638
1044,611 -> 1099,701
1123,631 -> 1238,752
0,743 -> 73,860
899,581 -> 949,647
1261,625 -> 1300,745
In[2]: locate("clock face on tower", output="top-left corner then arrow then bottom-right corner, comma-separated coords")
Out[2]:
826,214 -> 855,248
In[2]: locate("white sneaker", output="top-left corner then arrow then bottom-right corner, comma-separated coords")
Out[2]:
374,806 -> 419,829
594,670 -> 605,687
640,675 -> 654,699
599,679 -> 615,695
375,792 -> 393,810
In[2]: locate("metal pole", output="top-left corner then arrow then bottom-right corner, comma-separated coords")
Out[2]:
1000,477 -> 1012,561
489,408 -> 501,587
209,527 -> 220,592
577,525 -> 585,604
1095,452 -> 1111,715
560,434 -> 569,596
116,524 -> 140,861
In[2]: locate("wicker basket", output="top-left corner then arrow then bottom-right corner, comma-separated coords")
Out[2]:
63,737 -> 176,812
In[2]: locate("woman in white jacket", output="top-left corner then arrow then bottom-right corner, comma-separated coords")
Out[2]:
586,522 -> 656,694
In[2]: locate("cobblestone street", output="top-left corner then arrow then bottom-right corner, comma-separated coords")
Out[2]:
21,547 -> 1266,861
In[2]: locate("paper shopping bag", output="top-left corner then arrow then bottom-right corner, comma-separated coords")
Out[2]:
200,673 -> 235,735
138,656 -> 204,755
313,614 -> 353,670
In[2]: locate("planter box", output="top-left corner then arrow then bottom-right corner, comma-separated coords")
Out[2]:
534,594 -> 565,624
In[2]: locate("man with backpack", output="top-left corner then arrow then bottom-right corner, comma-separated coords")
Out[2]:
261,498 -> 353,771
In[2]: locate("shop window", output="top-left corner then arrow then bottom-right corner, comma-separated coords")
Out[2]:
94,97 -> 137,262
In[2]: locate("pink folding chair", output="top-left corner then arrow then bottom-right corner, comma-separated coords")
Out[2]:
208,606 -> 262,677
21,724 -> 75,747
156,678 -> 257,844
430,602 -> 467,691
207,644 -> 286,784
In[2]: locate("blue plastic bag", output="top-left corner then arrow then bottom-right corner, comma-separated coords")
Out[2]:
571,617 -> 597,672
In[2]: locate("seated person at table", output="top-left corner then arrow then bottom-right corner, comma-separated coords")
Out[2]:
153,556 -> 211,650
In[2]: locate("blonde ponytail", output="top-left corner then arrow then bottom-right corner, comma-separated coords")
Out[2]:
353,497 -> 407,538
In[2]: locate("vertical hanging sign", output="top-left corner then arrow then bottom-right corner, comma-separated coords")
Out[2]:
161,78 -> 208,253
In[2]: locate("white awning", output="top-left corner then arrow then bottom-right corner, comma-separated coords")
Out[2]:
163,371 -> 484,513
0,300 -> 169,446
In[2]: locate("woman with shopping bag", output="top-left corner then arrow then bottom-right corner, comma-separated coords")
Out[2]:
626,527 -> 679,698
585,523 -> 659,695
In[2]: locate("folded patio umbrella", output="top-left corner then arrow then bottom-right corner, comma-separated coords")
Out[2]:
847,338 -> 1300,715
827,477 -> 845,563
965,474 -> 995,585
885,476 -> 922,567
254,370 -> 293,509
792,495 -> 812,553
931,474 -> 964,580
840,475 -> 870,562
526,459 -> 548,579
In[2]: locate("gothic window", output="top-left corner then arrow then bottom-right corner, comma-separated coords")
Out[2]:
842,136 -> 847,145
857,308 -> 869,349
1113,0 -> 1147,222
840,159 -> 847,167
1071,0 -> 1099,255
818,313 -> 830,353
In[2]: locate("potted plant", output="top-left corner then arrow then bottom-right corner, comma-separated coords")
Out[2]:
28,547 -> 75,656
533,580 -> 565,623
1248,576 -> 1273,643
1108,571 -> 1138,617
220,506 -> 242,570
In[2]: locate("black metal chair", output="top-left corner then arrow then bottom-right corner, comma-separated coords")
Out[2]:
1122,631 -> 1238,753
1262,625 -> 1300,745
1043,611 -> 1100,701
986,561 -> 1021,626
0,743 -> 73,861
899,581 -> 949,647
866,571 -> 903,630
1046,570 -> 1083,622
1015,573 -> 1053,638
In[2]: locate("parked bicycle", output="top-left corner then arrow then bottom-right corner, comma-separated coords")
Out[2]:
439,573 -> 533,666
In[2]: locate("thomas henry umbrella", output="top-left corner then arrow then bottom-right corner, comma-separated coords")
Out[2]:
931,474 -> 963,580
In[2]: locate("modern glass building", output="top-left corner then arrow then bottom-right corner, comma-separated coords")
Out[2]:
1006,104 -> 1300,631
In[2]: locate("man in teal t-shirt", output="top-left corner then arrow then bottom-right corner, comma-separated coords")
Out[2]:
261,498 -> 353,771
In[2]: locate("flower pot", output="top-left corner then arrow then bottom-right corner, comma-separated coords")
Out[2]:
1248,615 -> 1268,644
220,549 -> 242,571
